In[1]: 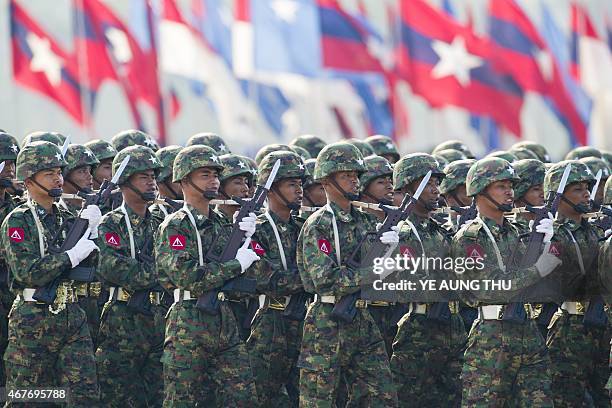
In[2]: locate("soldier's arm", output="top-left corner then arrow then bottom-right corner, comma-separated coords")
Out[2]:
599,237 -> 612,305
301,222 -> 360,296
155,218 -> 242,296
1,213 -> 69,287
96,215 -> 157,291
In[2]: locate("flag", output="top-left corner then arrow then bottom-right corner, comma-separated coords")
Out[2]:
397,0 -> 524,135
239,80 -> 290,134
489,0 -> 588,145
11,0 -> 88,124
318,0 -> 383,72
169,87 -> 180,120
347,75 -> 393,136
191,0 -> 233,66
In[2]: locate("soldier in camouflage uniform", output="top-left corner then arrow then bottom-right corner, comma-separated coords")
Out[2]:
84,139 -> 117,191
365,135 -> 400,164
300,159 -> 326,219
96,145 -> 165,407
433,140 -> 475,159
435,148 -> 467,164
155,145 -> 259,406
1,140 -> 100,404
486,150 -> 518,164
255,144 -> 293,166
439,159 -> 476,230
543,161 -> 611,407
150,145 -> 183,220
450,157 -> 561,407
111,129 -> 160,152
509,146 -> 540,161
565,146 -> 602,161
21,130 -> 63,147
346,138 -> 376,158
390,153 -> 467,407
290,145 -> 312,161
511,141 -> 552,163
185,132 -> 231,154
296,141 -> 398,407
580,156 -> 610,210
246,151 -> 307,407
0,132 -> 20,387
289,134 -> 327,159
599,177 -> 612,399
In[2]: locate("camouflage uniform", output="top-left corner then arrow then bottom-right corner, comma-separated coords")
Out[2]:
296,142 -> 397,407
390,154 -> 466,407
1,141 -> 99,405
111,129 -> 160,152
300,159 -> 323,219
247,151 -> 306,407
289,134 -> 327,159
155,145 -> 257,406
185,132 -> 231,154
96,146 -> 165,407
432,140 -> 475,159
511,141 -> 552,163
364,135 -> 400,163
149,145 -> 183,220
84,139 -> 119,213
601,180 -> 612,397
451,157 -> 554,407
543,161 -> 610,407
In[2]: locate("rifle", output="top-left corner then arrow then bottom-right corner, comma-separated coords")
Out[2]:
33,155 -> 131,304
521,164 -> 571,267
451,198 -> 478,229
590,207 -> 612,235
154,197 -> 183,212
196,160 -> 281,314
330,171 -> 433,324
589,169 -> 603,211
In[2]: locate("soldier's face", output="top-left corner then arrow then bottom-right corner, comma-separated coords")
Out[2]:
560,181 -> 590,214
305,184 -> 326,206
410,176 -> 440,212
485,180 -> 514,207
66,165 -> 93,193
187,168 -> 220,195
445,185 -> 468,207
0,160 -> 15,181
392,190 -> 404,206
93,159 -> 113,188
221,175 -> 249,199
26,167 -> 63,197
128,170 -> 158,195
522,184 -> 544,207
272,178 -> 303,207
333,171 -> 359,195
365,176 -> 393,203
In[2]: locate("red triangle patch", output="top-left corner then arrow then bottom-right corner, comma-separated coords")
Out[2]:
169,235 -> 186,250
250,241 -> 265,256
318,239 -> 331,255
105,232 -> 121,248
548,243 -> 561,257
466,244 -> 484,260
400,245 -> 415,258
8,227 -> 24,243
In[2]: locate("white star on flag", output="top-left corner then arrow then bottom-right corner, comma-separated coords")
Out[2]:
431,36 -> 483,87
271,0 -> 299,23
105,27 -> 132,64
534,49 -> 553,83
27,33 -> 63,87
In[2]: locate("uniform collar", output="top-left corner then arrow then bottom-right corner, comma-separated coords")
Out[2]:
556,214 -> 585,232
328,201 -> 354,223
407,211 -> 430,229
184,203 -> 216,227
122,202 -> 151,227
480,214 -> 511,236
266,209 -> 297,230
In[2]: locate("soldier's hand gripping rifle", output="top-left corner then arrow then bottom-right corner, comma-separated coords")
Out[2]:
451,198 -> 478,228
33,155 -> 131,304
330,171 -> 433,324
196,160 -> 281,314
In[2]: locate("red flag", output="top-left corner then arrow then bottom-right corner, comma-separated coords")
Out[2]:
11,0 -> 88,125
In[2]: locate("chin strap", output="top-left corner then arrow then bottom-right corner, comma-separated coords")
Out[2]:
272,185 -> 301,211
561,195 -> 590,214
482,192 -> 513,212
329,177 -> 359,201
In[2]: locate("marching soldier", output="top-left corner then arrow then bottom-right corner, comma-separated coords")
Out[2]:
439,159 -> 476,230
346,138 -> 375,158
247,151 -> 306,407
111,129 -> 160,153
432,140 -> 475,160
434,148 -> 467,164
390,153 -> 466,407
21,130 -> 63,147
185,132 -> 231,154
451,157 -> 561,407
150,145 -> 183,219
511,141 -> 552,163
1,140 -> 100,404
296,141 -> 398,407
364,135 -> 400,164
599,177 -> 612,399
155,145 -> 259,406
96,145 -> 165,406
289,134 -> 327,159
300,159 -> 326,219
255,144 -> 293,166
290,145 -> 312,161
84,139 -> 119,212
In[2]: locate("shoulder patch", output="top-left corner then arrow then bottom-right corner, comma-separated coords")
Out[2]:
169,234 -> 186,250
105,232 -> 121,247
8,227 -> 24,243
317,239 -> 331,254
465,243 -> 485,259
251,240 -> 266,255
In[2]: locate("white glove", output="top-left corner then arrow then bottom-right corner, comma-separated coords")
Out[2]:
66,234 -> 99,268
605,229 -> 612,239
535,244 -> 562,278
534,213 -> 554,243
379,226 -> 400,245
238,212 -> 257,238
80,205 -> 102,232
235,246 -> 260,273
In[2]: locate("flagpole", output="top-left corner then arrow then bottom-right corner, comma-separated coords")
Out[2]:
75,0 -> 93,141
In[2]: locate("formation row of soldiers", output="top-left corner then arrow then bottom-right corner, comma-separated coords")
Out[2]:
0,128 -> 610,407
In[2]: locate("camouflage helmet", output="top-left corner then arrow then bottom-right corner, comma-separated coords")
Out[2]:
434,148 -> 467,164
465,157 -> 519,197
21,131 -> 63,147
579,157 -> 610,182
0,131 -> 20,161
432,154 -> 449,169
486,150 -> 518,164
16,141 -> 67,181
432,140 -> 474,159
314,141 -> 366,180
155,145 -> 183,182
604,176 -> 612,205
289,145 -> 312,161
289,134 -> 326,158
257,151 -> 305,185
113,145 -> 162,185
254,144 -> 292,165
172,145 -> 224,183
219,154 -> 252,183
84,139 -> 117,163
509,147 -> 539,161
544,160 -> 595,193
364,135 -> 400,162
239,155 -> 258,184
185,132 -> 231,154
513,159 -> 546,199
511,141 -> 551,163
565,146 -> 602,160
303,158 -> 318,189
601,151 -> 612,169
360,155 -> 394,192
111,129 -> 159,152
393,153 -> 445,191
346,138 -> 376,157
63,144 -> 99,176
439,159 -> 476,194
